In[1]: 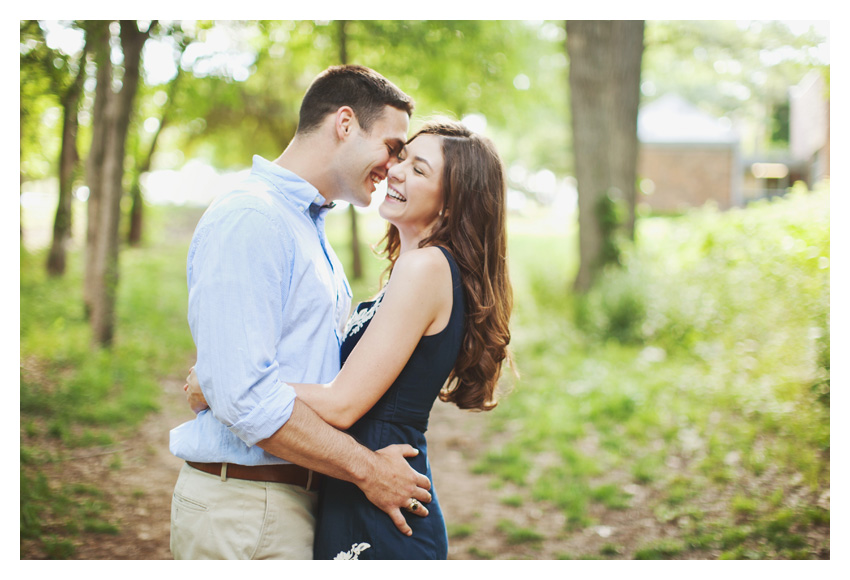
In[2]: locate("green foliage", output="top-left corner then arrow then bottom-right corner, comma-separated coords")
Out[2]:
594,188 -> 629,269
20,20 -> 73,181
578,186 -> 829,365
677,501 -> 828,559
22,19 -> 827,199
149,20 -> 568,175
21,233 -> 194,435
473,186 -> 829,558
347,20 -> 569,174
20,467 -> 120,558
20,470 -> 50,540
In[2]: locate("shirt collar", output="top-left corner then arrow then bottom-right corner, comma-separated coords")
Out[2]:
250,155 -> 333,213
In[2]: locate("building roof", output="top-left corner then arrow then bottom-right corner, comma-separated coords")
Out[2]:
638,94 -> 739,145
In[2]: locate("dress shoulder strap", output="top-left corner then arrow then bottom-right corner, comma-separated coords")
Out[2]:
433,246 -> 461,289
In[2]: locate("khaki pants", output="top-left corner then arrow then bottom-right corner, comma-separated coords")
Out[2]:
170,463 -> 318,559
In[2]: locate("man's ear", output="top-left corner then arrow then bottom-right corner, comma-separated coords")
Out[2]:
335,106 -> 357,140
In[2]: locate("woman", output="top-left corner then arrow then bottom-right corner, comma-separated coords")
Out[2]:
186,119 -> 512,559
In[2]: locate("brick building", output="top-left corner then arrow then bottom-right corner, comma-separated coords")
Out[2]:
636,94 -> 741,212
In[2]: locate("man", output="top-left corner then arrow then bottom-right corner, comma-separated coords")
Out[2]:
169,65 -> 431,559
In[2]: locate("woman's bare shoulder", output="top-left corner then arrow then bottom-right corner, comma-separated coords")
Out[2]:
392,246 -> 451,280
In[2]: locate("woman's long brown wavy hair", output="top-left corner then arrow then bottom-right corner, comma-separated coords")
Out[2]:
378,119 -> 513,411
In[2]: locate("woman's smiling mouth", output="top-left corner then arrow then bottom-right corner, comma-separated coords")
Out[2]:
386,185 -> 407,202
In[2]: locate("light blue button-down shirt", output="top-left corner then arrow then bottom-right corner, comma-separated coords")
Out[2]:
169,156 -> 352,465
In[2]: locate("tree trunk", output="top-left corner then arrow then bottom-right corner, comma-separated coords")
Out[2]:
127,180 -> 144,246
566,20 -> 644,293
337,19 -> 363,280
86,20 -> 151,346
84,21 -> 111,317
47,37 -> 89,276
128,46 -> 184,246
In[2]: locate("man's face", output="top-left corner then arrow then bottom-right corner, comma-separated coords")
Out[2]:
338,106 -> 409,207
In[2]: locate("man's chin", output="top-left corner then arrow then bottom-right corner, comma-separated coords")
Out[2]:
354,189 -> 376,208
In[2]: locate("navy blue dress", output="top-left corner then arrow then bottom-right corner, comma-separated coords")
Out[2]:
313,246 -> 465,560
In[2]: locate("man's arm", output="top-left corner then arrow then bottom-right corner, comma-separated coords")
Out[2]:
257,400 -> 432,536
184,365 -> 434,535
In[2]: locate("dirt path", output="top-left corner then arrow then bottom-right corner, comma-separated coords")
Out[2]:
429,401 -> 666,560
44,375 -> 663,560
53,376 -> 190,559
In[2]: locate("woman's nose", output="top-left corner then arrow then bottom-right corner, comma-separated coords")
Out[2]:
387,164 -> 403,182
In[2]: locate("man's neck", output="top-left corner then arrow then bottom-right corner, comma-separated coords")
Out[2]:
273,135 -> 338,203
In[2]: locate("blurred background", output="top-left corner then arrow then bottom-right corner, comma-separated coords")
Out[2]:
20,20 -> 830,560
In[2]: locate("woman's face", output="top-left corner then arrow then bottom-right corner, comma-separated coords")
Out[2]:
379,134 -> 445,240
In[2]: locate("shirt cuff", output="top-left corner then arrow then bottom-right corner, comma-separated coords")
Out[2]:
227,381 -> 297,447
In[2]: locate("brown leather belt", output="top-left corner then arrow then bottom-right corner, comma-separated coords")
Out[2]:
187,461 -> 322,491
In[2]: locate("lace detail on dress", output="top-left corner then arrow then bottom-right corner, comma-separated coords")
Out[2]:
343,289 -> 385,338
333,542 -> 372,560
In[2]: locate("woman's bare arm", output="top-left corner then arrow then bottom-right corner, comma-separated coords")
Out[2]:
292,247 -> 452,428
185,247 -> 453,429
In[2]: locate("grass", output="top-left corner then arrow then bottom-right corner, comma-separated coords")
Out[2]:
447,522 -> 475,539
20,204 -> 200,558
499,494 -> 524,508
634,539 -> 686,559
497,519 -> 546,546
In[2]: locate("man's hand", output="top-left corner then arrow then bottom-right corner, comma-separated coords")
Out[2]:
183,366 -> 209,414
253,397 -> 433,537
359,444 -> 433,536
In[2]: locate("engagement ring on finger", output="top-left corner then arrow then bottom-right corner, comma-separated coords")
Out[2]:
408,499 -> 422,512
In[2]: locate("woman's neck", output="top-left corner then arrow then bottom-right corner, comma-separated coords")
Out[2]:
395,218 -> 440,255
396,228 -> 430,255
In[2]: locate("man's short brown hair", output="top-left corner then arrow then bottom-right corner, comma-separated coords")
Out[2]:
297,65 -> 414,135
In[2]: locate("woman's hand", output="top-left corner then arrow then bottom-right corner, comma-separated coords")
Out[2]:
183,366 -> 210,414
